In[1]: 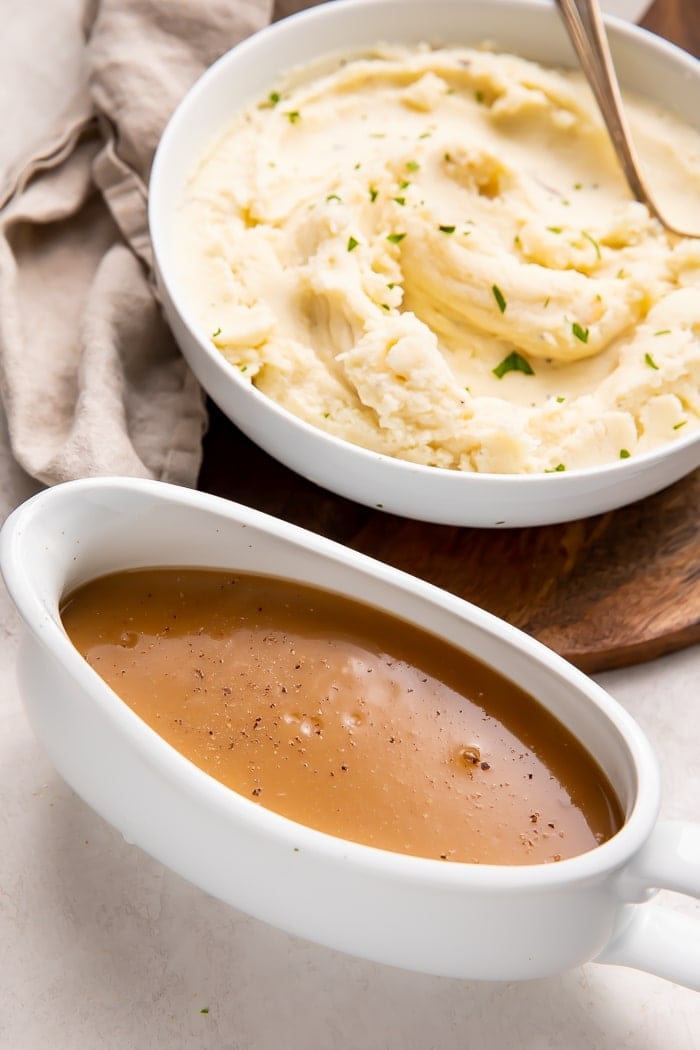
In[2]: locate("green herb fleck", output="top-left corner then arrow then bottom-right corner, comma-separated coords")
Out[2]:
406,160 -> 420,172
380,303 -> 391,311
375,503 -> 384,509
211,327 -> 222,338
543,297 -> 551,309
293,847 -> 300,852
387,232 -> 406,244
574,182 -> 583,190
347,236 -> 359,252
393,196 -> 406,206
268,91 -> 280,107
547,226 -> 563,234
285,110 -> 301,123
492,351 -> 534,379
619,449 -> 631,459
239,364 -> 248,373
399,180 -> 411,190
545,463 -> 566,473
323,412 -> 330,419
645,352 -> 659,370
369,186 -> 378,202
673,420 -> 687,430
617,268 -> 627,279
492,285 -> 507,314
444,152 -> 452,162
200,1008 -> 210,1015
387,282 -> 395,290
556,396 -> 565,403
439,225 -> 456,234
475,89 -> 485,104
582,231 -> 601,259
419,131 -> 432,139
654,329 -> 671,336
326,194 -> 342,203
572,322 -> 589,343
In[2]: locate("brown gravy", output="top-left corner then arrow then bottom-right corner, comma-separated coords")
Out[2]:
61,569 -> 623,864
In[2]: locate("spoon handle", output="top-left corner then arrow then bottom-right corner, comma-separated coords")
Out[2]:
554,0 -> 660,219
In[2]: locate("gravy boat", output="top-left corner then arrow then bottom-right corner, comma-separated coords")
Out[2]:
2,477 -> 699,988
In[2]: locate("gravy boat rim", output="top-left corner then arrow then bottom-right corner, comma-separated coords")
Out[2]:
0,476 -> 660,889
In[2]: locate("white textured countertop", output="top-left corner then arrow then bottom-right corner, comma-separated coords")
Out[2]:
1,411 -> 699,1050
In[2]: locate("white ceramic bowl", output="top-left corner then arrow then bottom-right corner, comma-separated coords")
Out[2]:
149,0 -> 700,528
2,477 -> 700,987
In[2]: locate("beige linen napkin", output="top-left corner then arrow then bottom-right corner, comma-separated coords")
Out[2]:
0,0 -> 279,487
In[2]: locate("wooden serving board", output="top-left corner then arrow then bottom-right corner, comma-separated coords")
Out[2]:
198,402 -> 700,674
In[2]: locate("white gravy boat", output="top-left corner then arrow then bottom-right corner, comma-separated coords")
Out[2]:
1,477 -> 699,988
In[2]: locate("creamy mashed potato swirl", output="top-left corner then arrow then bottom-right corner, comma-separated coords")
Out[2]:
177,45 -> 700,473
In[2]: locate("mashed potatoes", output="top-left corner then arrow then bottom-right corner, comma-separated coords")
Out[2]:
176,45 -> 700,473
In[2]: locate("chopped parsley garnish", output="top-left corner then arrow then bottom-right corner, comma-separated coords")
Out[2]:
200,1008 -> 209,1015
547,226 -> 562,234
572,322 -> 589,343
268,92 -> 280,106
211,327 -> 222,338
419,131 -> 432,139
673,420 -> 687,430
645,352 -> 659,370
285,110 -> 301,123
326,194 -> 342,203
347,236 -> 359,252
654,329 -> 671,336
387,232 -> 406,244
399,180 -> 411,190
439,225 -> 456,234
545,463 -> 566,473
619,449 -> 631,459
380,303 -> 391,311
492,285 -> 507,314
556,396 -> 565,403
393,196 -> 406,206
574,182 -> 583,190
323,412 -> 331,418
369,186 -> 378,202
406,160 -> 420,171
239,364 -> 248,373
492,351 -> 534,378
582,231 -> 601,259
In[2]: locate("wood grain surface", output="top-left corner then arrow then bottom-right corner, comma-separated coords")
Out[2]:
197,3 -> 700,674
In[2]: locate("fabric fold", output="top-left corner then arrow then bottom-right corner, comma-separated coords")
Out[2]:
0,0 -> 273,488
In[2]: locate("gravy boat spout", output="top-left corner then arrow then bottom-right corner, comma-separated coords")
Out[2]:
2,477 -> 699,988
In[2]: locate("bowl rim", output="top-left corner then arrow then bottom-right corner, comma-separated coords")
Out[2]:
148,0 -> 700,495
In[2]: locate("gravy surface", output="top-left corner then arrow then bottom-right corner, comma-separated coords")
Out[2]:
61,569 -> 622,864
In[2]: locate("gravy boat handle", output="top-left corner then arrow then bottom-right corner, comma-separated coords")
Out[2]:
597,820 -> 700,989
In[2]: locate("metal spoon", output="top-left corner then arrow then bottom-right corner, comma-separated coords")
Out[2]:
554,0 -> 696,238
